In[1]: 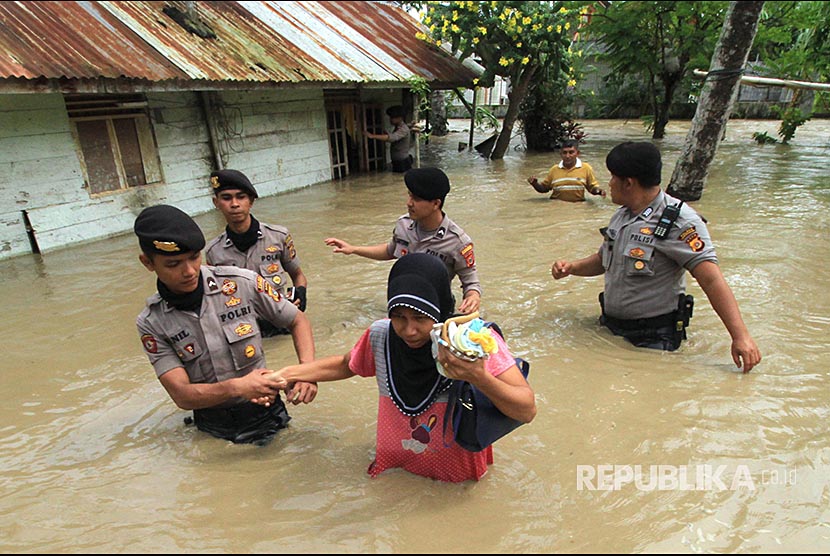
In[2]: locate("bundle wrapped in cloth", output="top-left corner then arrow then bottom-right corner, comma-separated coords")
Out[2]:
430,312 -> 498,376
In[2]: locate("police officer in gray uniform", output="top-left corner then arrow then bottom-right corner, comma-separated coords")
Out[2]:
551,142 -> 761,373
324,167 -> 482,314
204,169 -> 308,337
365,105 -> 412,173
134,204 -> 317,444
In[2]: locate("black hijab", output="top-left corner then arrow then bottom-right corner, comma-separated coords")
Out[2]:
385,253 -> 455,416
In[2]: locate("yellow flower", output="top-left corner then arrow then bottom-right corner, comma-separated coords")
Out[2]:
565,22 -> 571,30
452,10 -> 459,21
451,24 -> 460,33
568,79 -> 577,87
578,50 -> 583,57
478,26 -> 487,35
516,26 -> 523,33
532,23 -> 541,31
560,7 -> 568,14
436,40 -> 442,47
521,56 -> 530,65
547,25 -> 553,32
416,32 -> 426,40
522,16 -> 531,25
499,56 -> 509,66
516,42 -> 522,47
473,77 -> 479,85
472,37 -> 480,44
424,16 -> 431,24
556,25 -> 562,33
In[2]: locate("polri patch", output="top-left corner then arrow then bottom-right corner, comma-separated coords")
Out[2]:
461,243 -> 475,268
221,279 -> 237,296
679,226 -> 697,241
141,334 -> 158,354
235,323 -> 254,336
245,345 -> 256,358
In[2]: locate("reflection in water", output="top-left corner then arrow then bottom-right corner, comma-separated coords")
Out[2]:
0,119 -> 828,553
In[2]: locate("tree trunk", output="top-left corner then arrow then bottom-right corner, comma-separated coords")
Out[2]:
490,66 -> 537,160
429,90 -> 449,137
652,74 -> 680,139
667,1 -> 765,201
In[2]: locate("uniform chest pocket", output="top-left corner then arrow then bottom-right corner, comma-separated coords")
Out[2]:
624,243 -> 655,277
222,319 -> 264,370
258,262 -> 286,288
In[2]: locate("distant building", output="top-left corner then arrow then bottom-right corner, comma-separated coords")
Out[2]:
0,1 -> 479,260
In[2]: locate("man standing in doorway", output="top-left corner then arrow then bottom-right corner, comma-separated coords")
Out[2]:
365,105 -> 413,173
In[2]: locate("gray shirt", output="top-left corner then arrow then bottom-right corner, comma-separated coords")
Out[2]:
136,265 -> 298,408
386,213 -> 482,298
600,190 -> 718,319
387,122 -> 411,162
205,222 -> 301,295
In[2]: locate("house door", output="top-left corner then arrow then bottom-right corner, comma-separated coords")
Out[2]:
326,108 -> 350,180
363,104 -> 386,171
324,91 -> 389,177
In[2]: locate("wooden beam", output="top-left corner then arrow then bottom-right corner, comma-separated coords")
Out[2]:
693,69 -> 830,91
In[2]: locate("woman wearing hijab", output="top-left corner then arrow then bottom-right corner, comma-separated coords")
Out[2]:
270,253 -> 535,482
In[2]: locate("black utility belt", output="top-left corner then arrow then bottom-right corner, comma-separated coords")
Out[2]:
194,402 -> 269,425
602,311 -> 678,332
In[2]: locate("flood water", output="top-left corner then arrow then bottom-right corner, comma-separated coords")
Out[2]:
1,118 -> 828,554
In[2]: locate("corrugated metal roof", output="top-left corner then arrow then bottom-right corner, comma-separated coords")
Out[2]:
0,0 -> 479,88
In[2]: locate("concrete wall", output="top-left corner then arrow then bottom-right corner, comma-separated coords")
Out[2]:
0,88 -> 332,260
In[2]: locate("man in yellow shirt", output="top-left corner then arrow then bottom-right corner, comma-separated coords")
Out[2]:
527,139 -> 606,202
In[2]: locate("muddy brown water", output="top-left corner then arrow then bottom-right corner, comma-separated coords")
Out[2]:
1,119 -> 828,553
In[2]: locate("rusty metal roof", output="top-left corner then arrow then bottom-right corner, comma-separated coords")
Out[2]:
0,0 -> 479,89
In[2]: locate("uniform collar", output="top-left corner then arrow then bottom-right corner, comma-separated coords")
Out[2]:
223,227 -> 263,248
416,212 -> 451,239
631,189 -> 666,221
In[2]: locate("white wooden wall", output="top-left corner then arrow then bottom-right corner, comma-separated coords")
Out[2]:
0,89 -> 332,261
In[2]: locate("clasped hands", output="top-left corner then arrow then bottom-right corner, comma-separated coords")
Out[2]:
245,368 -> 317,407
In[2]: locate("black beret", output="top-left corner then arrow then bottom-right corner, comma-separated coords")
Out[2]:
386,105 -> 404,119
210,169 -> 258,198
404,167 -> 451,201
605,142 -> 662,186
134,204 -> 205,256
